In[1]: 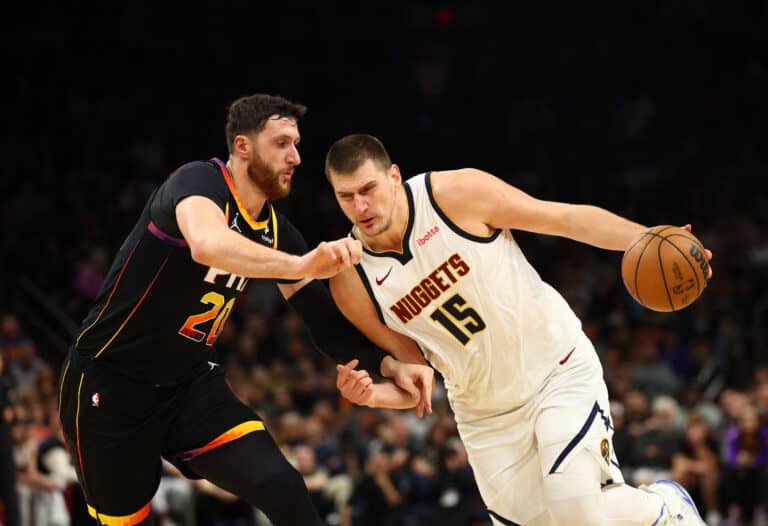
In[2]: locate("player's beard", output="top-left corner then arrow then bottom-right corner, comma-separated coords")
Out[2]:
247,153 -> 291,201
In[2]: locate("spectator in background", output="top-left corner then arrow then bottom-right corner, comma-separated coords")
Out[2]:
73,246 -> 109,302
405,453 -> 441,525
434,438 -> 488,526
302,414 -> 353,516
631,396 -> 684,486
6,340 -> 44,398
11,403 -> 69,526
0,315 -> 26,364
0,354 -> 21,526
722,403 -> 768,525
348,449 -> 406,526
291,444 -> 336,522
631,340 -> 683,401
672,413 -> 721,526
152,461 -> 195,526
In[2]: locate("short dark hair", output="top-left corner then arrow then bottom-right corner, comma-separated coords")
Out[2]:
324,134 -> 392,181
225,94 -> 307,153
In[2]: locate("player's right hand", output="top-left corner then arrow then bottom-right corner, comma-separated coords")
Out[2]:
336,359 -> 374,405
296,238 -> 362,279
681,224 -> 714,279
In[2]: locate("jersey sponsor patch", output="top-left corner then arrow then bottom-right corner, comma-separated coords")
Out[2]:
416,225 -> 439,246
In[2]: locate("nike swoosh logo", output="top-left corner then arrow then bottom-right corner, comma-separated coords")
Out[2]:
559,347 -> 576,365
376,267 -> 393,286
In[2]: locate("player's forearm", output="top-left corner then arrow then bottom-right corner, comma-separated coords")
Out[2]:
365,380 -> 418,410
189,227 -> 304,280
287,281 -> 389,372
562,205 -> 647,251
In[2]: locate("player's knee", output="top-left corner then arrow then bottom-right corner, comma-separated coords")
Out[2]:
245,462 -> 324,525
251,461 -> 305,500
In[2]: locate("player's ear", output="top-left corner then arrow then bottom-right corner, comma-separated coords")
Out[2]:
233,134 -> 252,160
389,164 -> 402,185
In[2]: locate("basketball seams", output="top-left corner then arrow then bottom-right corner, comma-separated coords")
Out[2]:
656,237 -> 676,311
629,233 -> 657,306
663,234 -> 707,286
660,236 -> 702,294
622,225 -> 706,312
624,226 -> 675,305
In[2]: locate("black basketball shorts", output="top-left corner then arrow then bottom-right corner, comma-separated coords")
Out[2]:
58,351 -> 265,525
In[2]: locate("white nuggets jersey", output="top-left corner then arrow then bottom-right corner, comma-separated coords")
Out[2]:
354,172 -> 583,423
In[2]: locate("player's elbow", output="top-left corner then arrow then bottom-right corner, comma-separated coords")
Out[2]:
187,235 -> 216,266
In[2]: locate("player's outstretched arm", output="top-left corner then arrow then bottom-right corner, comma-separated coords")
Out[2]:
430,168 -> 649,251
430,170 -> 715,277
176,195 -> 359,280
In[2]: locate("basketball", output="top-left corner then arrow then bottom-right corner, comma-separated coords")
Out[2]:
621,225 -> 709,312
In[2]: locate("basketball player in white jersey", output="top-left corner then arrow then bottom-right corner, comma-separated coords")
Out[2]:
323,134 -> 714,526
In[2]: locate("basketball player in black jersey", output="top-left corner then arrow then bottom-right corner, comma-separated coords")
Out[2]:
58,94 -> 433,526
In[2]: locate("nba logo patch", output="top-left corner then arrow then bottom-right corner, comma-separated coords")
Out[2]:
91,392 -> 100,407
600,438 -> 610,464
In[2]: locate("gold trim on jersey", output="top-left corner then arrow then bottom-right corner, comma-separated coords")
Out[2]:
270,207 -> 278,249
353,185 -> 412,255
75,373 -> 89,498
217,163 -> 273,231
75,239 -> 142,349
88,502 -> 151,526
93,256 -> 169,359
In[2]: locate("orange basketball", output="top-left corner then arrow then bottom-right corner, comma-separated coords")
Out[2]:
621,225 -> 709,312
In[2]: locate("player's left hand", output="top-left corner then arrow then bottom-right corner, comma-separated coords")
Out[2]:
386,360 -> 434,418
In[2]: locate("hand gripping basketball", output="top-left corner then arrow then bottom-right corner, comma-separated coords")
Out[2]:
621,225 -> 712,312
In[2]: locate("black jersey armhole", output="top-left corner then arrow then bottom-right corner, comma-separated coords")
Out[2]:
424,171 -> 501,243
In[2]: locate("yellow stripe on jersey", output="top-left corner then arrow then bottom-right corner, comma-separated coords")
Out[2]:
88,502 -> 151,526
270,205 -> 278,249
93,257 -> 169,359
217,164 -> 271,230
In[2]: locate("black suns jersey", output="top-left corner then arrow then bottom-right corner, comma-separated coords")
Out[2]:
73,158 -> 307,386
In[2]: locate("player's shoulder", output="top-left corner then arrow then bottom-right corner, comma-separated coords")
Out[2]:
170,159 -> 219,179
426,168 -> 486,198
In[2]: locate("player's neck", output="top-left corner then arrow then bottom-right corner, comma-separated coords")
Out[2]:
226,160 -> 269,218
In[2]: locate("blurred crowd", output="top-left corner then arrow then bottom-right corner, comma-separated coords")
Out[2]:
2,249 -> 768,526
3,3 -> 768,526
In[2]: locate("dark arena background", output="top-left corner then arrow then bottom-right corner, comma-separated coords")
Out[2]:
2,2 -> 767,525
